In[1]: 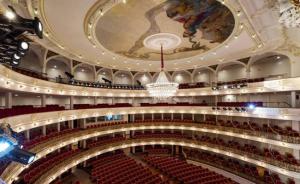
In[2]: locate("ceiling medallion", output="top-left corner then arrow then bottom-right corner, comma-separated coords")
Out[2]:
279,0 -> 300,28
145,39 -> 179,100
143,33 -> 182,51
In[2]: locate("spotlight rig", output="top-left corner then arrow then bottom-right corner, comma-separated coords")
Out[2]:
0,123 -> 36,165
0,6 -> 43,66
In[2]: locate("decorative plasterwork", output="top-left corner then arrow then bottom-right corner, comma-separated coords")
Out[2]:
2,106 -> 300,133
0,64 -> 299,97
2,123 -> 297,184
21,0 -> 266,71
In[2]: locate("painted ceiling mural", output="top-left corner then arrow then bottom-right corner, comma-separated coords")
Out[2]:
95,0 -> 235,61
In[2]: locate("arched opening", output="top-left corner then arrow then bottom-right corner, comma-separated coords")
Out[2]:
74,64 -> 95,82
172,71 -> 192,84
114,71 -> 133,85
193,68 -> 214,84
249,54 -> 291,79
46,56 -> 71,80
97,68 -> 113,83
133,72 -> 152,85
217,63 -> 246,82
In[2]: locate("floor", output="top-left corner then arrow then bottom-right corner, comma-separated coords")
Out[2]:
61,169 -> 93,184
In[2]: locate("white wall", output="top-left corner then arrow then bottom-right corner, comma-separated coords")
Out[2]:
134,73 -> 152,85
193,69 -> 214,83
97,69 -> 113,83
250,57 -> 290,79
217,64 -> 246,82
74,67 -> 95,82
114,72 -> 133,85
172,72 -> 192,84
20,50 -> 43,72
46,59 -> 71,79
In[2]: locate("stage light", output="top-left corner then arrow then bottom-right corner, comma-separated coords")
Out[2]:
19,41 -> 29,51
0,135 -> 16,158
5,10 -> 15,20
247,103 -> 256,110
7,147 -> 36,165
223,85 -> 228,89
0,141 -> 10,153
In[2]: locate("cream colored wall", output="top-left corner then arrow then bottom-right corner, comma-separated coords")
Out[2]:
250,58 -> 290,79
74,67 -> 95,82
173,72 -> 192,84
46,59 -> 70,79
217,64 -> 246,82
114,72 -> 133,85
134,73 -> 152,85
20,50 -> 43,72
193,70 -> 213,83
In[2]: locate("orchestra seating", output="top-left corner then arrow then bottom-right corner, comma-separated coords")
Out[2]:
185,149 -> 295,184
21,148 -> 81,184
89,152 -> 166,184
143,156 -> 237,184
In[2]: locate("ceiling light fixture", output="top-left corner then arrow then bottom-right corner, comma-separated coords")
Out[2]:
146,45 -> 178,100
279,0 -> 300,28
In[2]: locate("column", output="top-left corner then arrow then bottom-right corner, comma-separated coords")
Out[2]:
25,130 -> 30,140
81,119 -> 86,129
41,94 -> 46,107
57,123 -> 61,132
70,96 -> 74,110
292,121 -> 300,159
142,114 -> 145,121
5,92 -> 12,108
181,114 -> 183,120
291,91 -> 297,108
82,140 -> 86,149
152,114 -> 154,120
94,96 -> 97,105
161,113 -> 164,120
203,114 -> 206,122
171,113 -> 174,120
192,114 -> 195,121
291,91 -> 300,159
42,126 -> 46,136
68,120 -> 74,129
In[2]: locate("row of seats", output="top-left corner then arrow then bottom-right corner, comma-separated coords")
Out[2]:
89,152 -> 166,184
73,103 -> 131,109
196,135 -> 299,167
185,149 -> 295,184
22,128 -> 80,150
86,135 -> 126,149
216,101 -> 263,107
12,67 -> 48,81
143,156 -> 237,184
22,148 -> 81,184
140,102 -> 208,107
0,105 -> 65,119
179,82 -> 209,89
216,77 -> 265,86
215,120 -> 300,138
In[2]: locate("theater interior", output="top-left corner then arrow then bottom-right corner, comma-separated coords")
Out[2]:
1,0 -> 300,184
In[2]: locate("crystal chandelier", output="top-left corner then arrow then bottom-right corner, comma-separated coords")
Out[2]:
279,0 -> 300,28
146,45 -> 179,100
